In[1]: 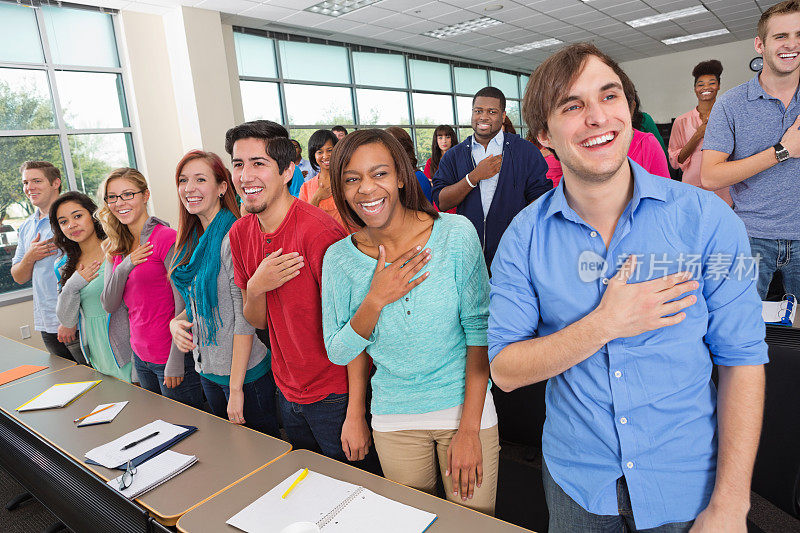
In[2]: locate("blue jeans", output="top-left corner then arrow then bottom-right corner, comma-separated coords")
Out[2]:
543,460 -> 694,533
749,237 -> 800,299
200,372 -> 280,438
277,390 -> 347,461
134,352 -> 203,410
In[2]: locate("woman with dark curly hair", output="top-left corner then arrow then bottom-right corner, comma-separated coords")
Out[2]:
52,191 -> 133,382
668,59 -> 732,205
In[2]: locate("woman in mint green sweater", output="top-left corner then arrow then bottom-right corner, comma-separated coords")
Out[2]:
322,129 -> 499,515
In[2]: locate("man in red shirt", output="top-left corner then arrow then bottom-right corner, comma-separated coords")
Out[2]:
225,120 -> 371,462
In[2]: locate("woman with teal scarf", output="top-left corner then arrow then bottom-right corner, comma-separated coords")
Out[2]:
169,150 -> 278,436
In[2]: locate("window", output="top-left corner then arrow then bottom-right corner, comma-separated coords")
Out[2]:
357,89 -> 409,125
454,67 -> 488,95
233,29 -> 526,173
0,3 -> 135,299
352,52 -> 406,89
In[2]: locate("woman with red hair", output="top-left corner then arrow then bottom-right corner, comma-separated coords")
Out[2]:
168,150 -> 278,436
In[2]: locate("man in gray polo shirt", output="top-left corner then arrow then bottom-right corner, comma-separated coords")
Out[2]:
702,0 -> 800,299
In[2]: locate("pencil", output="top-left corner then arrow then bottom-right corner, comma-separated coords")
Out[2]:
281,468 -> 309,499
74,403 -> 115,423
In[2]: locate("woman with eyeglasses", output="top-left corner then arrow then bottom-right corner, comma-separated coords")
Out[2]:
98,168 -> 202,407
168,151 -> 278,436
52,191 -> 133,382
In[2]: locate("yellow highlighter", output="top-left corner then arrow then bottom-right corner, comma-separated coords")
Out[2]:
281,468 -> 309,499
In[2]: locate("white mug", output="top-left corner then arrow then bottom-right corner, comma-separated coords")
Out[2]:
280,522 -> 321,533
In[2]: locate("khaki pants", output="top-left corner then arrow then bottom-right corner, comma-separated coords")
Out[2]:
372,425 -> 500,515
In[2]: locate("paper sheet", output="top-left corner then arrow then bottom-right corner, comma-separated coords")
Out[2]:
17,381 -> 100,411
77,401 -> 128,427
84,419 -> 190,468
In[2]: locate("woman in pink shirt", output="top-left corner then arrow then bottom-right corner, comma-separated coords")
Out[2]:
668,60 -> 732,205
628,129 -> 670,178
98,168 -> 202,408
525,129 -> 668,185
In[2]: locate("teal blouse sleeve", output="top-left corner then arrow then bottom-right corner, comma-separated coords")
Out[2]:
321,242 -> 373,366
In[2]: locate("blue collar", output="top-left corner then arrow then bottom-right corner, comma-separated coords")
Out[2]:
543,158 -> 667,222
747,72 -> 800,103
470,130 -> 504,151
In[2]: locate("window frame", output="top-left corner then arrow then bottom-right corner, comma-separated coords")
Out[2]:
0,4 -> 138,305
234,29 -> 526,157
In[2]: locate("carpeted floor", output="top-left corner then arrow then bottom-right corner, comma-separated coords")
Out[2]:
1,442 -> 798,532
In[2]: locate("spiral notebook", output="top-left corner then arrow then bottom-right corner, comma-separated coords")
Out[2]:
762,294 -> 796,326
107,450 -> 197,499
227,469 -> 437,533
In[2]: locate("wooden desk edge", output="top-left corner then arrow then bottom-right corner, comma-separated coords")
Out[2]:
175,449 -> 535,533
0,366 -> 292,527
173,449 -> 292,530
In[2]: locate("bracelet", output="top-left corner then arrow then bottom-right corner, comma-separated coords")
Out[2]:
465,173 -> 477,188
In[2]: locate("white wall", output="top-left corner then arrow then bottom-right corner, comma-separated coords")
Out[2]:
0,298 -> 45,350
621,38 -> 760,124
119,10 -> 185,226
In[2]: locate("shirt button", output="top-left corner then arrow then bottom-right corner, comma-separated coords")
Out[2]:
620,417 -> 628,425
626,461 -> 634,469
405,297 -> 409,301
407,311 -> 411,315
614,371 -> 622,378
601,277 -> 609,285
266,238 -> 271,244
590,231 -> 598,237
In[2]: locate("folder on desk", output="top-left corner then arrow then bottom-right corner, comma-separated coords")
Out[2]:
84,419 -> 197,470
0,365 -> 48,386
16,380 -> 101,412
227,469 -> 437,533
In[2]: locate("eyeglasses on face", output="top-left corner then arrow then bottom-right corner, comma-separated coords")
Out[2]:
104,190 -> 145,204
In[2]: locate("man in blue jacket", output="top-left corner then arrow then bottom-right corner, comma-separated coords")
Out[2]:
432,86 -> 551,271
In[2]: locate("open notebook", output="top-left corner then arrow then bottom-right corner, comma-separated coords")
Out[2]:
107,450 -> 197,499
227,469 -> 437,533
762,295 -> 796,326
16,380 -> 101,412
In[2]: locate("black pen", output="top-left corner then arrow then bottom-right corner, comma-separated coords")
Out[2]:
121,431 -> 160,451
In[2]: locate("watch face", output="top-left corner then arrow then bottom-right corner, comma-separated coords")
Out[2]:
750,57 -> 763,72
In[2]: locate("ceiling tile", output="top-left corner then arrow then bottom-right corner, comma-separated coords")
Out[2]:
194,0 -> 258,14
238,3 -> 295,20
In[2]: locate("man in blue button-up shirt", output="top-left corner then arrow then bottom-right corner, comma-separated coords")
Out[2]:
11,161 -> 76,360
489,43 -> 767,532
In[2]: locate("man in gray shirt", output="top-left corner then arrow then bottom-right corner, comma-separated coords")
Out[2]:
702,0 -> 800,298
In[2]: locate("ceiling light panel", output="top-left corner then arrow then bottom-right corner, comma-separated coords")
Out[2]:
662,28 -> 730,45
627,6 -> 708,28
498,38 -> 563,54
305,0 -> 382,17
423,17 -> 503,39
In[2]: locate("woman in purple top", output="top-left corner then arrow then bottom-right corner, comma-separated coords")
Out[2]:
98,167 -> 202,408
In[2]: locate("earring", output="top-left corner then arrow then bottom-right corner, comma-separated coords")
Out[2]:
219,193 -> 224,198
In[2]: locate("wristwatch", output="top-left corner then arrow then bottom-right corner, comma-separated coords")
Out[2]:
774,142 -> 790,163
